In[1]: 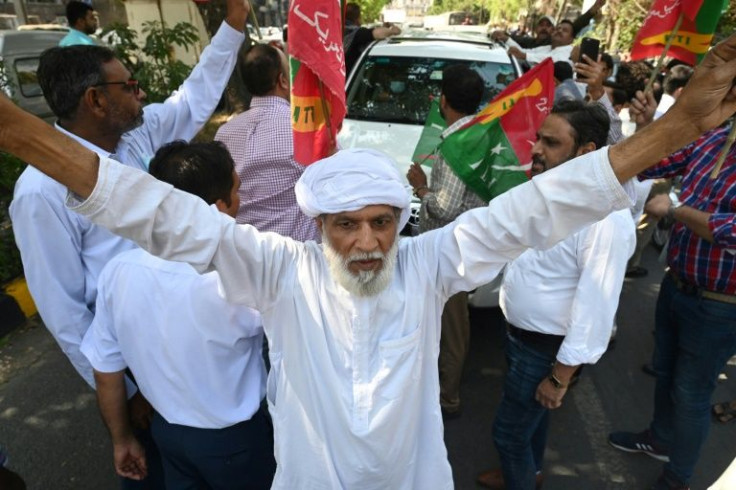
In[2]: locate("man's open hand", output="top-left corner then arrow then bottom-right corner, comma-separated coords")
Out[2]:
671,33 -> 736,135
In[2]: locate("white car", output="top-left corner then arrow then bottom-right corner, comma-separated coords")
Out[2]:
337,31 -> 520,307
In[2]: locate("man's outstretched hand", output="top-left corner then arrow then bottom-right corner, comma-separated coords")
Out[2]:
225,0 -> 251,33
670,32 -> 736,136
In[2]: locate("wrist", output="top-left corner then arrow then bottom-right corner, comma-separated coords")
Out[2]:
547,370 -> 568,389
588,86 -> 604,101
413,185 -> 428,198
667,201 -> 682,221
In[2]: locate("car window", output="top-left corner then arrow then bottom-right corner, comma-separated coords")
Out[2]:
14,57 -> 43,98
346,55 -> 516,125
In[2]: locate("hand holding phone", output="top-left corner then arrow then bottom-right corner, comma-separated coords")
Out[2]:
577,38 -> 600,80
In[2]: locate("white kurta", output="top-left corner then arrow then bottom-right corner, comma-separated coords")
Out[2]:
68,149 -> 633,489
501,209 -> 636,366
80,249 -> 266,429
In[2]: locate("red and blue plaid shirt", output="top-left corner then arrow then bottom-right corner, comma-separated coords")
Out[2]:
641,124 -> 736,294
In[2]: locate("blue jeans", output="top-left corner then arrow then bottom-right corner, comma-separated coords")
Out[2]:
492,332 -> 554,490
650,274 -> 736,486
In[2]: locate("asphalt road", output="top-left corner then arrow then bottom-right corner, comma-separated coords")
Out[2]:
1,245 -> 735,490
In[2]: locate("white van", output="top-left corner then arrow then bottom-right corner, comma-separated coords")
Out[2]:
0,30 -> 66,122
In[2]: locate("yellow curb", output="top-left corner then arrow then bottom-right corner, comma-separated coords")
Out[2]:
4,277 -> 36,318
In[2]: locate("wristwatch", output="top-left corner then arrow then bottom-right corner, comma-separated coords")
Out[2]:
547,372 -> 567,389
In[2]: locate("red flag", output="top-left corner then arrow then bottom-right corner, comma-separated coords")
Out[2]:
288,0 -> 346,165
630,0 -> 727,65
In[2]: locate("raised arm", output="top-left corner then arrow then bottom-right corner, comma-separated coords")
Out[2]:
124,0 -> 249,159
609,34 -> 736,182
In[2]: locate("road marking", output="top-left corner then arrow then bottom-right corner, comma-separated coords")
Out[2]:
571,375 -> 631,489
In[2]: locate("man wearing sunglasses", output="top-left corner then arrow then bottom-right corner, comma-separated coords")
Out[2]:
9,0 -> 250,487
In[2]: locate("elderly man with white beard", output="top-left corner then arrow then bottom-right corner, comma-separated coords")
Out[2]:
0,33 -> 736,489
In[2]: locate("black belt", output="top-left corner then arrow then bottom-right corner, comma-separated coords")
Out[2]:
507,323 -> 564,356
668,270 -> 736,305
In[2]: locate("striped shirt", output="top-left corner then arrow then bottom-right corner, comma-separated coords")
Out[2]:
215,96 -> 320,242
641,124 -> 736,294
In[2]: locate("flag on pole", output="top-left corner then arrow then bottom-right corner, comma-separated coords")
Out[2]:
288,0 -> 346,165
630,0 -> 728,65
417,59 -> 554,202
410,98 -> 446,167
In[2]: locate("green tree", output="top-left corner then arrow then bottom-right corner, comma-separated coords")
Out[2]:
102,21 -> 200,103
353,0 -> 391,23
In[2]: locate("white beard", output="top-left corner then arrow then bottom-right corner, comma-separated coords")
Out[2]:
322,233 -> 398,297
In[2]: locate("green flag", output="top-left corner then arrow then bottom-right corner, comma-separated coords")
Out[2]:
411,100 -> 446,168
438,59 -> 555,202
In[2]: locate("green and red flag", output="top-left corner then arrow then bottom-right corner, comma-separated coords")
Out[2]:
630,0 -> 728,65
423,58 -> 554,202
288,0 -> 346,165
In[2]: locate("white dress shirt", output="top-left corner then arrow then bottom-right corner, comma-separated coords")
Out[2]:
655,93 -> 676,120
68,149 -> 633,489
9,22 -> 244,391
501,209 -> 636,366
80,249 -> 266,429
507,38 -> 573,64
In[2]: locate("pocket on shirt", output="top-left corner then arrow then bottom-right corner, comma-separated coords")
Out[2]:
376,326 -> 423,401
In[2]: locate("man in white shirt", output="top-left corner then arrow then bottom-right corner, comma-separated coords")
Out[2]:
81,141 -> 275,488
0,31 -> 735,490
506,20 -> 576,65
655,65 -> 694,120
477,100 -> 636,490
9,0 -> 248,486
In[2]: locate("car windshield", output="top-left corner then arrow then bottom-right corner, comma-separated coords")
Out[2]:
346,55 -> 516,125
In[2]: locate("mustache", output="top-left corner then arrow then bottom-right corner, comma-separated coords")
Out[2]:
347,251 -> 385,263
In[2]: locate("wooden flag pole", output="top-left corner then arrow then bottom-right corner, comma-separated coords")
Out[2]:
246,0 -> 263,40
644,12 -> 684,93
317,80 -> 336,155
709,123 -> 736,178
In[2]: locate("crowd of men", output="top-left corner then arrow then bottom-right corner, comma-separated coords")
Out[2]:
1,1 -> 735,490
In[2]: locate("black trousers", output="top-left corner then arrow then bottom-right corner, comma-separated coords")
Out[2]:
151,405 -> 276,490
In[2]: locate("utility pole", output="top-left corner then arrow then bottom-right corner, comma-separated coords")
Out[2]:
12,0 -> 28,25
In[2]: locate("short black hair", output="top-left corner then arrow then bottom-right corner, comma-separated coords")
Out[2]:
615,60 -> 652,100
66,1 -> 94,27
149,141 -> 235,207
240,44 -> 283,96
663,65 -> 693,95
600,53 -> 614,72
551,99 -> 610,150
441,64 -> 484,116
553,61 -> 573,82
559,19 -> 576,36
603,80 -> 628,107
345,3 -> 361,24
38,45 -> 115,120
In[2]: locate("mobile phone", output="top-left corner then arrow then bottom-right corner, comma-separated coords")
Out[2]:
579,37 -> 600,64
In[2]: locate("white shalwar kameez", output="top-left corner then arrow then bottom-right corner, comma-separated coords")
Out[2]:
68,148 -> 633,489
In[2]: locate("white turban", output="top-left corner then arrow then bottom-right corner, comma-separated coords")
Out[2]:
295,148 -> 412,231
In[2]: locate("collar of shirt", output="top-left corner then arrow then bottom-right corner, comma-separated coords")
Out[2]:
441,114 -> 474,140
248,95 -> 290,110
55,122 -> 113,158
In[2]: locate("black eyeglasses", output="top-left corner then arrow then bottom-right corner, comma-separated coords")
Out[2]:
92,79 -> 140,95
